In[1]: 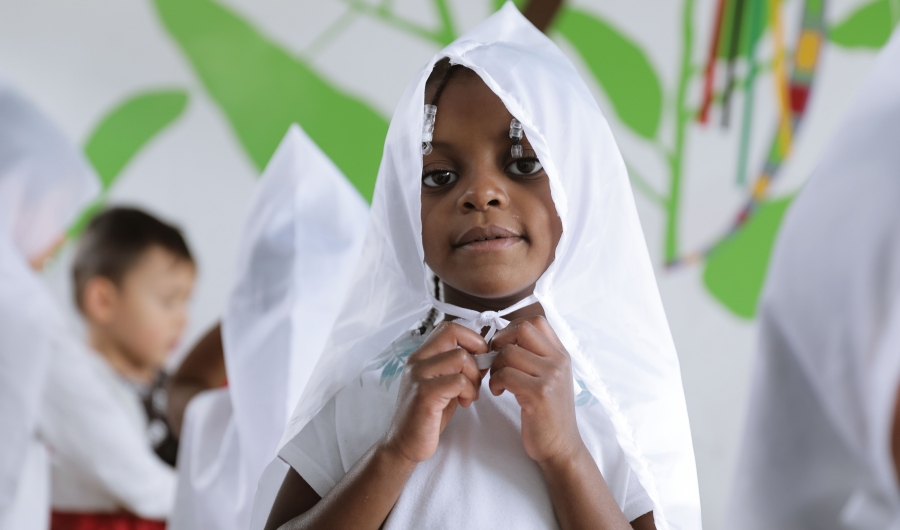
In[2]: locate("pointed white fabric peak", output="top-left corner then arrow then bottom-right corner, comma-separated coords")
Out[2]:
169,124 -> 368,530
270,4 -> 699,528
727,28 -> 900,530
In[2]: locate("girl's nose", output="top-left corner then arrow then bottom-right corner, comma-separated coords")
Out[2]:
457,171 -> 509,213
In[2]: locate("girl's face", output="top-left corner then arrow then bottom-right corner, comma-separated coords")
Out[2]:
421,70 -> 562,310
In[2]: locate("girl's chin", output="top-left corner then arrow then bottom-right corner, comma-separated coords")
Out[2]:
451,280 -> 538,304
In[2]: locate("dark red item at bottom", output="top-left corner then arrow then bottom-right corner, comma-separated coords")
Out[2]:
51,511 -> 166,530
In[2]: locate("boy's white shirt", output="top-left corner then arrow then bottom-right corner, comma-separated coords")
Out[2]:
257,4 -> 700,529
43,342 -> 176,519
168,124 -> 368,530
726,28 -> 900,530
0,73 -> 99,529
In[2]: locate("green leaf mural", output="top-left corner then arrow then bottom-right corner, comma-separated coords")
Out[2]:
702,196 -> 794,319
151,0 -> 389,201
830,0 -> 900,49
554,7 -> 663,139
85,90 -> 188,188
70,89 -> 189,236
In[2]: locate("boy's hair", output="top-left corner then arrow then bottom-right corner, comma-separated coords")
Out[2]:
72,207 -> 194,312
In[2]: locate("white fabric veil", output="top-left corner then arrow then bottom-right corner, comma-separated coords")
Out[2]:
726,29 -> 900,530
272,4 -> 699,528
169,124 -> 368,530
0,74 -> 99,526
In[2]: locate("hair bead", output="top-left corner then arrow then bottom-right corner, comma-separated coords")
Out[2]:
509,118 -> 523,158
422,104 -> 437,155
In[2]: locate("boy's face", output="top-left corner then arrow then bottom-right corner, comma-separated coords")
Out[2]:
90,246 -> 195,374
420,71 -> 562,308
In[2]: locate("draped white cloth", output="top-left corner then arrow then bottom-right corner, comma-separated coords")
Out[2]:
264,4 -> 700,528
726,28 -> 900,530
169,124 -> 368,530
0,74 -> 99,528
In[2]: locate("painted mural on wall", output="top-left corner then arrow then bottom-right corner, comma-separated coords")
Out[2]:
73,0 -> 898,322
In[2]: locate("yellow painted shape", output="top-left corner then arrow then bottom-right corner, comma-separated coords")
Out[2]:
797,31 -> 821,70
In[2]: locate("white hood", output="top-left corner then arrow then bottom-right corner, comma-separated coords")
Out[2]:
171,124 -> 367,530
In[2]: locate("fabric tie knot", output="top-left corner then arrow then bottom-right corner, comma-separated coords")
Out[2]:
425,293 -> 540,369
473,311 -> 504,338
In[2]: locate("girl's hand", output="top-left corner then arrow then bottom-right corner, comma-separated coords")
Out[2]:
381,322 -> 488,464
489,316 -> 584,466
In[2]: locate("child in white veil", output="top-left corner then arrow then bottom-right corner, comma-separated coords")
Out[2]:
0,75 -> 99,528
261,4 -> 699,529
726,28 -> 900,530
168,125 -> 367,530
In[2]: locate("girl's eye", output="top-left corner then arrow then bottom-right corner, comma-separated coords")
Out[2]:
506,158 -> 543,176
423,170 -> 459,188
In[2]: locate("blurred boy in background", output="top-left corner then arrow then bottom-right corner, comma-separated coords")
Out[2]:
49,207 -> 195,530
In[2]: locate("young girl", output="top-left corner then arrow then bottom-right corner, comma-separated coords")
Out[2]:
261,4 -> 699,529
0,74 -> 99,529
726,28 -> 900,530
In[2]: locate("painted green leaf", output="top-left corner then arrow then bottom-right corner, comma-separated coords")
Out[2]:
493,0 -> 527,12
151,0 -> 389,201
85,90 -> 188,188
830,0 -> 900,49
554,7 -> 663,139
703,196 -> 794,319
70,89 -> 189,237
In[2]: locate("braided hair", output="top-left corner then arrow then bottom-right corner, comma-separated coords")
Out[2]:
418,275 -> 442,335
426,57 -> 466,107
417,57 -> 461,336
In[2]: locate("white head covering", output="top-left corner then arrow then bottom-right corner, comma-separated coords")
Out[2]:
276,5 -> 699,528
0,75 -> 98,521
726,28 -> 900,530
169,124 -> 368,530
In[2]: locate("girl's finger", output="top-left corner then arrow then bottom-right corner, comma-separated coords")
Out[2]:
518,315 -> 564,348
488,366 -> 537,397
491,319 -> 562,359
491,343 -> 549,377
411,321 -> 489,362
423,373 -> 480,406
413,347 -> 482,387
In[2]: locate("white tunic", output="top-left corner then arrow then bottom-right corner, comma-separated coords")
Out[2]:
281,329 -> 653,528
43,343 -> 176,519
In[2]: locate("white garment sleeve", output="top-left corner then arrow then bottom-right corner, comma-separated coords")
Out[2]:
38,337 -> 176,519
277,397 -> 344,497
622,465 -> 654,522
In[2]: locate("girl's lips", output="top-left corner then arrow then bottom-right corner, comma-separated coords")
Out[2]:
453,224 -> 525,252
456,236 -> 523,252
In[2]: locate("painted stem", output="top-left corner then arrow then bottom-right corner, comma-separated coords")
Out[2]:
736,0 -> 764,185
664,0 -> 696,263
